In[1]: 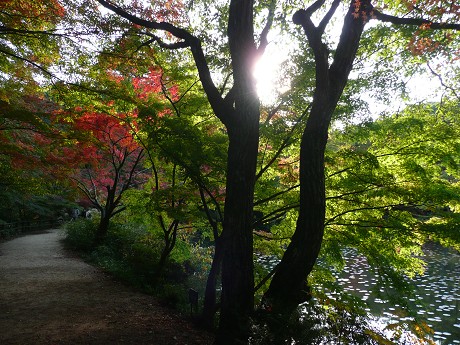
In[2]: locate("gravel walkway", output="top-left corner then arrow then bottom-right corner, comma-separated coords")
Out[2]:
0,229 -> 212,344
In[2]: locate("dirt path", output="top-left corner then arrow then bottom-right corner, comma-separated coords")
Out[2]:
0,229 -> 213,344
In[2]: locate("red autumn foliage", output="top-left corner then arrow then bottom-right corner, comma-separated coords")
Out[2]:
66,111 -> 145,204
132,67 -> 163,99
0,0 -> 65,27
398,0 -> 460,55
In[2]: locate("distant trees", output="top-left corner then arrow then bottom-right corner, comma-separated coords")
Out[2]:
0,95 -> 73,224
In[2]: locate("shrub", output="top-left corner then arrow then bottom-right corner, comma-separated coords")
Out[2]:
64,218 -> 98,251
63,218 -> 212,315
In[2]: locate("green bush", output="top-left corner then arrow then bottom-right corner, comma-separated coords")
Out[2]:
63,218 -> 212,314
127,241 -> 161,273
0,223 -> 19,241
64,219 -> 98,251
156,282 -> 188,308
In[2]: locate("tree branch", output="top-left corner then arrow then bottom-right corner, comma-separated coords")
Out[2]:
199,186 -> 220,241
254,183 -> 300,206
326,185 -> 383,201
256,104 -> 310,181
257,0 -> 276,54
318,0 -> 341,34
253,203 -> 299,230
426,62 -> 460,100
0,46 -> 54,77
372,8 -> 460,30
96,0 -> 233,127
254,263 -> 279,293
139,31 -> 189,49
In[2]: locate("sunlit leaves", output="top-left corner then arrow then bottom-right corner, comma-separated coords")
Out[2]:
322,100 -> 460,286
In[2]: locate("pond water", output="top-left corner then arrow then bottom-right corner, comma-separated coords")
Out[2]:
257,244 -> 459,344
335,244 -> 460,344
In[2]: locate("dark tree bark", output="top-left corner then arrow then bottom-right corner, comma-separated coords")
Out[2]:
93,187 -> 124,246
94,208 -> 111,245
199,186 -> 223,329
263,0 -> 368,316
201,236 -> 223,329
157,219 -> 179,270
264,0 -> 460,317
215,1 -> 260,342
217,120 -> 259,344
95,1 -> 261,343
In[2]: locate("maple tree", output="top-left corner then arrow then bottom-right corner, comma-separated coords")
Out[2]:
263,0 -> 460,320
0,0 -> 68,192
0,94 -> 79,225
54,35 -> 219,260
0,0 -> 65,104
64,111 -> 145,244
0,0 -> 118,218
89,0 -> 460,343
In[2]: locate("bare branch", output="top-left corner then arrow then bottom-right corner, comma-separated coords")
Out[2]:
426,62 -> 460,100
254,263 -> 279,293
199,187 -> 220,241
139,31 -> 189,49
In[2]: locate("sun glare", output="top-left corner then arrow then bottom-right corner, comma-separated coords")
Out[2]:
253,44 -> 290,105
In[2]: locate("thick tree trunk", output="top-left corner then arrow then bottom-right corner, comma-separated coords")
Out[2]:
263,0 -> 368,318
216,115 -> 259,344
263,105 -> 330,315
215,1 -> 259,343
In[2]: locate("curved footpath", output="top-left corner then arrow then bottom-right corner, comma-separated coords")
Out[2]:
0,229 -> 212,344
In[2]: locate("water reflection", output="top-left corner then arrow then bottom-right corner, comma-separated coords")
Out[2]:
256,244 -> 459,343
336,243 -> 460,344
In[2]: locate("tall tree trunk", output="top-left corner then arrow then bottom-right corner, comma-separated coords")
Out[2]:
217,116 -> 259,344
215,1 -> 260,343
263,0 -> 368,317
263,103 -> 331,314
